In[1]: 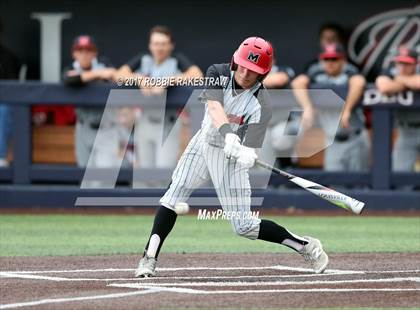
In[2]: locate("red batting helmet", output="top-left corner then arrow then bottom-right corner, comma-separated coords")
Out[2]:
231,37 -> 273,75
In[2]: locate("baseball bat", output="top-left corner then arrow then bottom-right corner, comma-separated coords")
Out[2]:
255,159 -> 365,214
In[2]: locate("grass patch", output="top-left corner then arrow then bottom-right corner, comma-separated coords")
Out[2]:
0,215 -> 419,256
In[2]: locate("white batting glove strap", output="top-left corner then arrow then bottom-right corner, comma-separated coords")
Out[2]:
236,146 -> 257,169
223,133 -> 242,159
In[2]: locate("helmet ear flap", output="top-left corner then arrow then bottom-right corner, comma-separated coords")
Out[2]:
230,56 -> 238,71
258,73 -> 268,82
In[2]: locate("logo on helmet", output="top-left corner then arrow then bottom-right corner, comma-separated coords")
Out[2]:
247,51 -> 260,63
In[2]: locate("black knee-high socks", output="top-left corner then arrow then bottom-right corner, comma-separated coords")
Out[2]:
258,219 -> 308,252
143,208 -> 308,257
144,205 -> 177,258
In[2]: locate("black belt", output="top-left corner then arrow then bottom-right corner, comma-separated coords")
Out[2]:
335,128 -> 362,142
148,115 -> 177,123
147,115 -> 165,123
78,120 -> 102,130
89,123 -> 101,129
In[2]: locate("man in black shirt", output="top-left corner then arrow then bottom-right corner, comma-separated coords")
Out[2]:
292,43 -> 368,171
63,35 -> 120,168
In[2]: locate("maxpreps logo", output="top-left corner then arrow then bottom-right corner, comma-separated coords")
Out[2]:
247,51 -> 260,63
348,5 -> 420,80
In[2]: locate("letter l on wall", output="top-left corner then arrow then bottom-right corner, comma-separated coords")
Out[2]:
31,13 -> 72,82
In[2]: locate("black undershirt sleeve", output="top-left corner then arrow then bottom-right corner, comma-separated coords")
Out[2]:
243,92 -> 272,148
198,64 -> 225,104
63,73 -> 83,86
175,53 -> 194,72
126,54 -> 143,72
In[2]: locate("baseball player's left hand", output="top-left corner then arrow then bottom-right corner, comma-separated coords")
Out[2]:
224,133 -> 242,158
236,146 -> 257,168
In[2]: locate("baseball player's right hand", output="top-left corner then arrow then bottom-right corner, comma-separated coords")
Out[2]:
236,146 -> 257,168
340,108 -> 351,128
224,133 -> 242,158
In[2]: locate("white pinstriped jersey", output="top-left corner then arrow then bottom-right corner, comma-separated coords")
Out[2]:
198,63 -> 272,148
160,64 -> 270,238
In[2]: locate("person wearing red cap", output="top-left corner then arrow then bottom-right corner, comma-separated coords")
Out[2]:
134,37 -> 328,278
292,43 -> 369,172
376,46 -> 420,172
65,35 -> 116,85
63,35 -> 120,168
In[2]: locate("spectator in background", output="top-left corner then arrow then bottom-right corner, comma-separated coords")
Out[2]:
263,61 -> 295,89
292,43 -> 368,172
63,35 -> 120,168
303,22 -> 349,72
376,46 -> 420,172
114,25 -> 203,169
0,18 -> 21,167
260,59 -> 297,168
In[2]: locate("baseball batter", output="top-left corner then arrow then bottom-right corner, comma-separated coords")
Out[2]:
135,37 -> 329,277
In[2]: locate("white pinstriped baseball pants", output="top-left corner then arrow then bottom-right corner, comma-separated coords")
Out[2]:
160,130 -> 261,239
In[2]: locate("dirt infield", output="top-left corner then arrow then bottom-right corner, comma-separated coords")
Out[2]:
1,253 -> 419,309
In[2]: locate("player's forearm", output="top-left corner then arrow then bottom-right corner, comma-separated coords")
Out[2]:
113,65 -> 136,81
263,72 -> 289,88
167,66 -> 203,87
207,100 -> 230,129
293,89 -> 313,110
80,71 -> 100,83
291,75 -> 313,110
396,75 -> 420,90
344,75 -> 366,113
182,66 -> 203,78
376,76 -> 406,94
64,71 -> 99,85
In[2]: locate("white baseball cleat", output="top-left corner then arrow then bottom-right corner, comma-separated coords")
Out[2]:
134,255 -> 157,278
300,236 -> 329,274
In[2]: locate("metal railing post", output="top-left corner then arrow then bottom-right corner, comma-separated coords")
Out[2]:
371,109 -> 392,189
12,105 -> 31,184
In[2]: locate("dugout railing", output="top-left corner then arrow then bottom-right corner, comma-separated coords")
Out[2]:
0,81 -> 419,209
